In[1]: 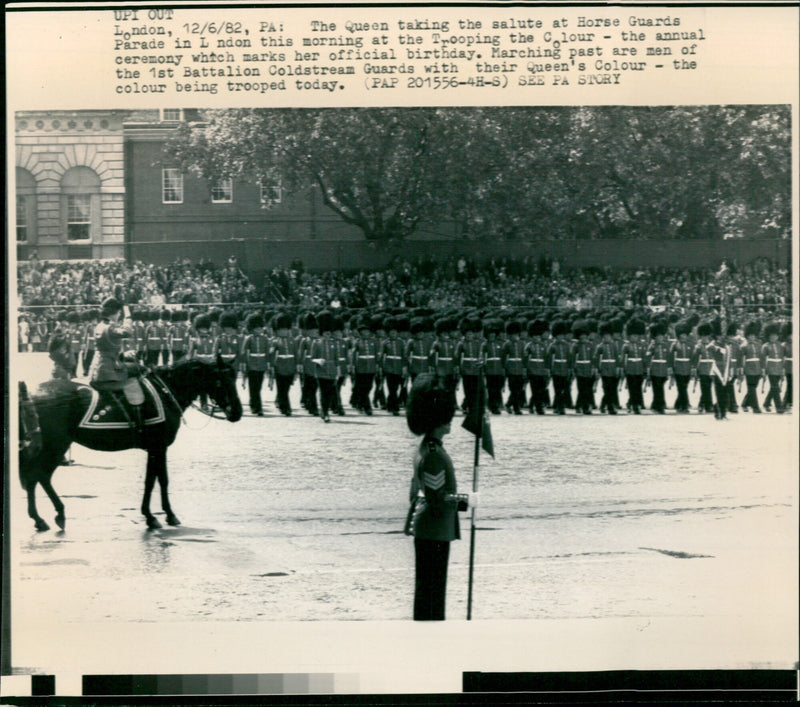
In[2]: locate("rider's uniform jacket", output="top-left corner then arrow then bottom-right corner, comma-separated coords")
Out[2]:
90,319 -> 134,388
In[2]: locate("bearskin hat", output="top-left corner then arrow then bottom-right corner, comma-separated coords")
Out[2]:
686,313 -> 701,329
272,312 -> 293,331
584,319 -> 599,335
674,320 -> 691,337
780,321 -> 792,339
435,317 -> 455,335
160,309 -> 171,320
696,321 -> 713,337
528,319 -> 549,337
599,321 -> 614,337
484,318 -> 502,335
505,319 -> 522,336
245,313 -> 265,331
763,321 -> 781,339
48,332 -> 69,354
571,319 -> 589,337
394,315 -> 410,333
551,320 -> 570,337
219,311 -> 239,330
744,321 -> 761,338
371,314 -> 386,332
100,297 -> 123,319
317,310 -> 334,334
193,313 -> 211,331
726,322 -> 739,337
649,321 -> 667,338
627,318 -> 646,337
409,317 -> 425,335
406,373 -> 456,436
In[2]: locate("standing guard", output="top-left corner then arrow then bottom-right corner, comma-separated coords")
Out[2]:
297,312 -> 320,416
524,319 -> 550,415
66,311 -> 83,378
81,309 -> 100,377
352,313 -> 378,415
430,317 -> 460,414
723,322 -> 743,413
405,317 -> 432,386
781,321 -> 792,411
168,309 -> 191,364
312,310 -> 340,422
708,322 -> 735,420
144,309 -> 170,367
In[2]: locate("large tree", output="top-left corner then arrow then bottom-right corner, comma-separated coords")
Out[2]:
166,105 -> 791,242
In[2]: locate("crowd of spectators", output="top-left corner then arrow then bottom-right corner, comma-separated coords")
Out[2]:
17,253 -> 791,325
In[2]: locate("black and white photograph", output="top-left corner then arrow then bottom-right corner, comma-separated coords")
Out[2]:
4,3 -> 798,702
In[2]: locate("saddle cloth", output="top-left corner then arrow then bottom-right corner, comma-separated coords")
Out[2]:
79,377 -> 166,430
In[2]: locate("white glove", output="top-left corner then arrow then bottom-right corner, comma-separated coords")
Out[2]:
468,491 -> 479,509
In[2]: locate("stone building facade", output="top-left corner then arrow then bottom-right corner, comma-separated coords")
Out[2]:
14,110 -> 127,261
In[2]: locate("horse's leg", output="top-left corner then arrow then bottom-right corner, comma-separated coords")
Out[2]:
25,476 -> 49,532
39,475 -> 66,530
155,448 -> 180,526
141,450 -> 161,530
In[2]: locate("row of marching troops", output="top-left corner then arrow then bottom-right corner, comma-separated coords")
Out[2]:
35,306 -> 792,421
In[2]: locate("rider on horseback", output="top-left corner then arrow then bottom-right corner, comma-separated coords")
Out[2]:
89,297 -> 146,438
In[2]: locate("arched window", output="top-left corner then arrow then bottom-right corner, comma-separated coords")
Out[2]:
16,167 -> 37,243
61,166 -> 101,241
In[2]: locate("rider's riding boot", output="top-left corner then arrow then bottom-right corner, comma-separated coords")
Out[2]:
132,404 -> 145,439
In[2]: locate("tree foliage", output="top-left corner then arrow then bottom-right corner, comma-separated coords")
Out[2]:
165,105 -> 790,241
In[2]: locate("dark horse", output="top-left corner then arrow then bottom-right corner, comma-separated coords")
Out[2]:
19,357 -> 242,532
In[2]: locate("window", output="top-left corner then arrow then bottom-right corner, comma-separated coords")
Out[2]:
67,195 -> 91,240
16,195 -> 28,242
161,109 -> 183,122
61,166 -> 100,243
260,182 -> 282,204
162,168 -> 184,203
211,179 -> 233,203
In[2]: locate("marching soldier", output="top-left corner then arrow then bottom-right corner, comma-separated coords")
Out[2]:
482,318 -> 506,415
188,313 -> 216,409
351,313 -> 379,415
312,310 -> 340,422
646,321 -> 670,414
66,311 -> 82,378
740,321 -> 763,413
168,309 -> 191,364
132,308 -> 148,363
708,322 -> 735,420
81,309 -> 100,377
381,315 -> 408,416
761,321 -> 785,413
503,319 -> 526,415
723,322 -> 743,413
216,311 -> 242,368
781,321 -> 792,411
405,316 -> 432,385
144,309 -> 170,367
547,320 -> 572,415
241,312 -> 269,416
571,319 -> 596,415
692,321 -> 715,414
595,320 -> 622,414
270,312 -> 297,416
669,321 -> 693,413
297,312 -> 320,416
372,314 -> 388,411
430,317 -> 460,414
524,319 -> 550,415
455,315 -> 484,417
333,313 -> 350,415
621,318 -> 646,414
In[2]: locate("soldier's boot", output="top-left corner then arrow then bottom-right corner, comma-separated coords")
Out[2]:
132,404 -> 146,440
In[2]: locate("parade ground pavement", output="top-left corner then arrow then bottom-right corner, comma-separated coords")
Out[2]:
7,354 -> 798,693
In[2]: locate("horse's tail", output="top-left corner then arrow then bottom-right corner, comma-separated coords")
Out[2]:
19,381 -> 43,486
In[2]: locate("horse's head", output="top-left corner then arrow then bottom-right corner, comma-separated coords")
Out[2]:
207,355 -> 243,422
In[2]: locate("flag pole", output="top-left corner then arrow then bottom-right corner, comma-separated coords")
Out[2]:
466,373 -> 483,621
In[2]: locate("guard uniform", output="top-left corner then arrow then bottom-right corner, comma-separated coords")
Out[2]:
547,320 -> 572,415
455,317 -> 484,416
271,312 -> 297,416
144,311 -> 170,367
646,322 -> 670,414
781,322 -> 792,411
430,318 -> 460,414
352,315 -> 378,415
502,320 -> 526,415
693,322 -> 715,413
571,320 -> 596,415
312,311 -> 340,422
482,319 -> 506,415
381,316 -> 408,416
621,318 -> 646,414
761,322 -> 785,413
741,321 -> 763,413
524,320 -> 550,415
242,313 -> 269,415
595,322 -> 622,415
669,322 -> 694,413
168,310 -> 191,364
